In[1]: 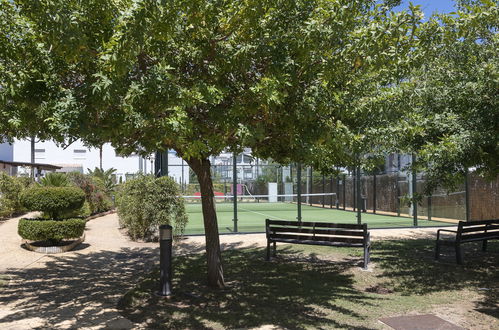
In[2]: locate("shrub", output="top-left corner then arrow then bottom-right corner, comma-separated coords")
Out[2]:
0,173 -> 31,218
116,175 -> 187,241
67,172 -> 113,214
20,186 -> 85,219
39,172 -> 70,187
18,218 -> 86,244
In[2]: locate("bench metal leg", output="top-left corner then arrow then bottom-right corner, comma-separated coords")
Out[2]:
482,240 -> 488,252
266,241 -> 270,261
455,245 -> 463,265
273,241 -> 277,257
363,245 -> 369,270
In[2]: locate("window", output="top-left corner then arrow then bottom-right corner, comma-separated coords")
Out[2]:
244,169 -> 253,179
34,148 -> 46,160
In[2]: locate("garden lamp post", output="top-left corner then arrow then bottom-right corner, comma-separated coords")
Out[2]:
157,224 -> 173,297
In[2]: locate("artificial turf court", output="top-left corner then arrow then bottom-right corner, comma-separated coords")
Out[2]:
183,201 -> 453,235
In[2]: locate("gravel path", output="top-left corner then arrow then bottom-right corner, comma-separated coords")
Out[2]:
0,213 -> 450,329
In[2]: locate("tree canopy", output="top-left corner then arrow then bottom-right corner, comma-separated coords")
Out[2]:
2,0 -> 426,287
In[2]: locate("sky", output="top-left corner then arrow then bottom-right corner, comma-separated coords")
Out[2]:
394,0 -> 457,17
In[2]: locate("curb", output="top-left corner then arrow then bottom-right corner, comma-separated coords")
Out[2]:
22,234 -> 86,254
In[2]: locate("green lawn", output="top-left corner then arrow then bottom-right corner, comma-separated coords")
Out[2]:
184,202 -> 453,235
119,240 -> 498,329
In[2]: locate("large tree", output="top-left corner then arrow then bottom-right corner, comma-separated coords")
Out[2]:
1,0 -> 420,287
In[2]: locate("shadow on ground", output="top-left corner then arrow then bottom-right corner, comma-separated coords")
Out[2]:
0,238 -> 497,329
373,239 -> 499,319
0,246 -> 160,328
0,240 -> 273,328
118,239 -> 499,329
119,246 -> 377,329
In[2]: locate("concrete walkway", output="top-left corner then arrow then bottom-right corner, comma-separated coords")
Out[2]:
0,213 -> 445,329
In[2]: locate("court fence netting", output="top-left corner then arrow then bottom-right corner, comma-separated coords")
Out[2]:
151,152 -> 498,234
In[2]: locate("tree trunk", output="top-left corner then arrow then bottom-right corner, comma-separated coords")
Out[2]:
30,136 -> 35,179
187,157 -> 225,288
99,145 -> 103,170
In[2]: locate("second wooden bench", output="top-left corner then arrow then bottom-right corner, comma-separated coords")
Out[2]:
265,219 -> 371,269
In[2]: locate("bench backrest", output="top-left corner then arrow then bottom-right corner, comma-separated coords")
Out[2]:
266,219 -> 368,246
457,219 -> 499,242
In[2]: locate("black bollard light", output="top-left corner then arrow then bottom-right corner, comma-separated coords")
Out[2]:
157,224 -> 173,297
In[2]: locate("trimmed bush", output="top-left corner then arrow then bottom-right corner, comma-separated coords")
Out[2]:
18,218 -> 86,244
20,186 -> 85,219
116,175 -> 187,241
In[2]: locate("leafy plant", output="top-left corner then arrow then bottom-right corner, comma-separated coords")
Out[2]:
39,172 -> 70,187
20,186 -> 86,219
67,172 -> 113,214
116,175 -> 187,241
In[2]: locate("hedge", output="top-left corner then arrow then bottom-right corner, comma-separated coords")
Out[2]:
20,186 -> 86,219
18,218 -> 86,244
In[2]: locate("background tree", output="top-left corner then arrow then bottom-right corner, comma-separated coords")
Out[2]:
1,0 -> 421,287
369,1 -> 498,192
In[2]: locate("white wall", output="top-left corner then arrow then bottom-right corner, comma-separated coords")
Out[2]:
3,139 -> 190,184
12,139 -> 153,182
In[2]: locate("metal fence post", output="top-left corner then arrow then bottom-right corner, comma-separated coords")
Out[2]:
233,153 -> 238,232
343,174 -> 346,210
465,168 -> 470,222
297,163 -> 302,222
356,166 -> 362,224
412,154 -> 418,227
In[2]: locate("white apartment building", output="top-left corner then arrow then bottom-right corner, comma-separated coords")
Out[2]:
0,139 -> 189,184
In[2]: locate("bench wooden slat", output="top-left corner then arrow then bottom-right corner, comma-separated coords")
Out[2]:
268,226 -> 365,237
267,219 -> 366,230
460,219 -> 499,226
461,232 -> 499,241
460,224 -> 499,233
272,238 -> 364,247
270,233 -> 364,244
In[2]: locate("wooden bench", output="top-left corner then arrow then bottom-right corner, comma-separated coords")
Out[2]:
435,219 -> 499,264
265,219 -> 371,269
